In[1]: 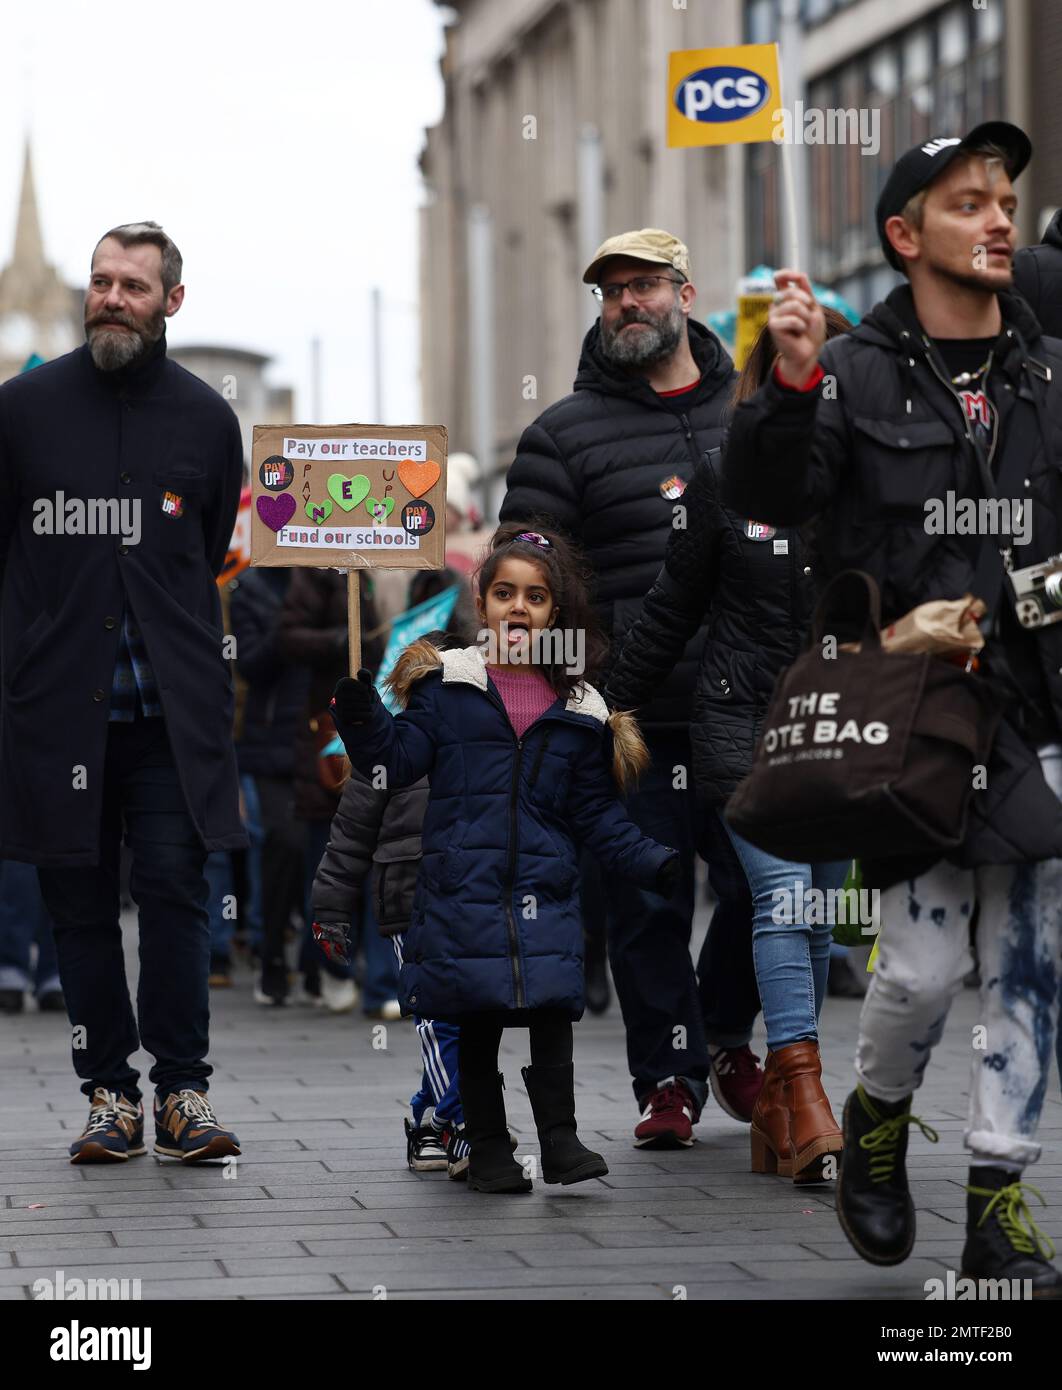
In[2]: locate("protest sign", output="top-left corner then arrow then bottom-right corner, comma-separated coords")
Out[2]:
217,486 -> 252,587
667,43 -> 799,264
250,422 -> 448,672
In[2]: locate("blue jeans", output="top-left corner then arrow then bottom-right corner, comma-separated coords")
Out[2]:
718,811 -> 849,1051
37,712 -> 211,1103
0,859 -> 61,995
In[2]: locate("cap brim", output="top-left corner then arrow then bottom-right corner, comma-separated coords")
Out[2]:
581,251 -> 674,285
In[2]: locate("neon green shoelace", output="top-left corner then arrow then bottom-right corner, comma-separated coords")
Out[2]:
967,1181 -> 1056,1259
857,1086 -> 939,1183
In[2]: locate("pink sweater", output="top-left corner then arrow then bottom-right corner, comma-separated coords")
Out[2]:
489,667 -> 558,738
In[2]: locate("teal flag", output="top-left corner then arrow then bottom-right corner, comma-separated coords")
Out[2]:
320,583 -> 462,756
20,353 -> 45,373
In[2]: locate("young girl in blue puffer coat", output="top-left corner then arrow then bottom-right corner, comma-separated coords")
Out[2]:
332,523 -> 680,1194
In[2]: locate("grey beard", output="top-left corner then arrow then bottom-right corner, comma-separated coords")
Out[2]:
88,327 -> 147,371
601,303 -> 685,368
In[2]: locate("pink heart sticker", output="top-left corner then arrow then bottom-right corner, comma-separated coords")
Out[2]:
257,494 -> 296,532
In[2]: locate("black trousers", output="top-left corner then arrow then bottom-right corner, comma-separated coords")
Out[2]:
38,711 -> 209,1103
591,731 -> 761,1110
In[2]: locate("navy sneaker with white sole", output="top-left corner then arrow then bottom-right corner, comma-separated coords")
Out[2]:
70,1087 -> 146,1164
154,1089 -> 241,1162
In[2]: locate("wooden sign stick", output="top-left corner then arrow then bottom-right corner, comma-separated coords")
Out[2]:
346,571 -> 362,676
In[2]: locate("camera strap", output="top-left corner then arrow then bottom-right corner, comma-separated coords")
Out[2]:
966,390 -> 1039,630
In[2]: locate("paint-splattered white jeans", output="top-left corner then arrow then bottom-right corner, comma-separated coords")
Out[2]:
855,745 -> 1062,1168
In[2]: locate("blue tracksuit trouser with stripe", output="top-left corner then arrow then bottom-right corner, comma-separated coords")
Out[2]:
394,934 -> 463,1127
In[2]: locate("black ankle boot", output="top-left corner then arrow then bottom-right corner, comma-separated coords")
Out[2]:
836,1085 -> 938,1266
962,1166 -> 1062,1298
521,1063 -> 608,1185
462,1070 -> 532,1194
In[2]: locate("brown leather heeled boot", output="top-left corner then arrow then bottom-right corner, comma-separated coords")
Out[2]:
749,1051 -> 793,1177
774,1040 -> 843,1184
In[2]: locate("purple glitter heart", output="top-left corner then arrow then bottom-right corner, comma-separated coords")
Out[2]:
257,493 -> 296,532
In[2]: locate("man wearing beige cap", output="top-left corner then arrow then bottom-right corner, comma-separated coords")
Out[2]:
500,229 -> 761,1149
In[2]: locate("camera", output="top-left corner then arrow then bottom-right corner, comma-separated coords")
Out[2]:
1010,553 -> 1062,629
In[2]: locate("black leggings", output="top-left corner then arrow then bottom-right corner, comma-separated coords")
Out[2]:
457,1008 -> 573,1080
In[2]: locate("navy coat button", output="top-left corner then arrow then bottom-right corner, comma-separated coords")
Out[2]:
803,566 -> 812,575
118,544 -> 129,555
104,617 -> 117,630
92,690 -> 105,702
409,994 -> 417,1006
120,472 -> 132,484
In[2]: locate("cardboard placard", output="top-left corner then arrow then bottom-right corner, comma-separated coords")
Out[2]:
250,423 -> 447,570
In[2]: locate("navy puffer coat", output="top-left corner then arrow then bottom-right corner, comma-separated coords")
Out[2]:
333,640 -> 676,1021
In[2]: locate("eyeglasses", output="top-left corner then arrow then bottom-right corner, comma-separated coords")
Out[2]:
592,275 -> 685,303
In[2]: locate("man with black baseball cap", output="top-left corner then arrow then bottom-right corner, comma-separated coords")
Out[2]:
722,122 -> 1062,1293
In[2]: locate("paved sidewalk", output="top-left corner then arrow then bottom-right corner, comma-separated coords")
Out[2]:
2,912 -> 1060,1300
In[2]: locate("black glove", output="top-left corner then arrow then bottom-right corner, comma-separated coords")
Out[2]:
312,920 -> 351,967
331,669 -> 377,726
655,854 -> 681,897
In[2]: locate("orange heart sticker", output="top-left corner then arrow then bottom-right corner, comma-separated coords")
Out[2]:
398,458 -> 441,499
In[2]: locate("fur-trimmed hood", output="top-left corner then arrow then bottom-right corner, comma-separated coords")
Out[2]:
385,637 -> 649,793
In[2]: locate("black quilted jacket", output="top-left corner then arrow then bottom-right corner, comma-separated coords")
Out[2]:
500,319 -> 736,729
605,450 -> 815,803
1014,210 -> 1062,337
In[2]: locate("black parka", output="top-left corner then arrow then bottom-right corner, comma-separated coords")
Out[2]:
229,567 -> 308,779
1013,210 -> 1062,337
500,320 -> 736,729
0,338 -> 246,866
605,450 -> 814,803
721,284 -> 1062,870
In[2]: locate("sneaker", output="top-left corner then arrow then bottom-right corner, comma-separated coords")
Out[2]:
365,999 -> 403,1021
70,1087 -> 146,1164
254,958 -> 289,1007
446,1124 -> 472,1181
708,1045 -> 765,1123
154,1089 -> 241,1161
320,974 -> 358,1013
208,953 -> 233,988
405,1116 -> 449,1172
633,1080 -> 698,1149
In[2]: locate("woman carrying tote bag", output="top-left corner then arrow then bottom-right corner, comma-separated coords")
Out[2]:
605,311 -> 854,1184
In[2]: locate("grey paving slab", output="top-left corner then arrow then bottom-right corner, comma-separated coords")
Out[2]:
3,897 -> 1060,1301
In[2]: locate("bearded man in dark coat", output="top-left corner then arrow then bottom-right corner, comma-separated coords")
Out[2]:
0,221 -> 244,1163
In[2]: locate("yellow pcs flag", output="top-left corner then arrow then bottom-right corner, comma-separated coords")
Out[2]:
667,44 -> 782,149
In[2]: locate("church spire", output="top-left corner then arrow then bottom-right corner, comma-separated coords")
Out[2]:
12,139 -> 46,274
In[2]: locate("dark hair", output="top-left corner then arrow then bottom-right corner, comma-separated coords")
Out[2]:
92,221 -> 183,295
475,521 -> 609,698
730,304 -> 853,406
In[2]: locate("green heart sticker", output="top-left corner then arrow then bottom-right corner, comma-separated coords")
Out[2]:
327,473 -> 371,511
365,496 -> 395,522
305,499 -> 333,524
